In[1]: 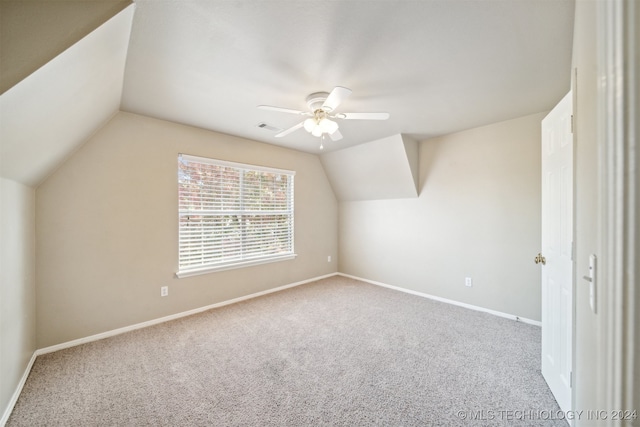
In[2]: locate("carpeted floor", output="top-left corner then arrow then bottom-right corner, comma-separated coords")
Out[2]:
8,276 -> 567,426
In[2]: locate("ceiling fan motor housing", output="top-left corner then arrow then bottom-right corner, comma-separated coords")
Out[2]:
306,92 -> 331,112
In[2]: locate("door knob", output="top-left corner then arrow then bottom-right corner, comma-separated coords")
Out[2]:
535,253 -> 546,265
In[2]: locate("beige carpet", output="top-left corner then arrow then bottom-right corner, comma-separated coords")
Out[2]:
8,276 -> 567,426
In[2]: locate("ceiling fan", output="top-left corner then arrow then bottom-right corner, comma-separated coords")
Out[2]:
258,86 -> 389,148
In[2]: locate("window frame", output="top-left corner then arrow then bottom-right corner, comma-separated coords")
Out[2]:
176,153 -> 296,278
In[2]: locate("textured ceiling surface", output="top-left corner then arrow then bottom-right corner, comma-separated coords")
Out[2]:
121,0 -> 575,153
0,6 -> 134,186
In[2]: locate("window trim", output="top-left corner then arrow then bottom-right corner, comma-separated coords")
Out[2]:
176,154 -> 296,278
175,253 -> 297,278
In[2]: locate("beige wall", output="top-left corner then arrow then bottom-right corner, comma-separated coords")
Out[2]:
339,112 -> 545,321
35,112 -> 338,348
0,178 -> 36,421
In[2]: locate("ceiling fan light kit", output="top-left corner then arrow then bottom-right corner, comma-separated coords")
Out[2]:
258,86 -> 390,149
303,109 -> 339,137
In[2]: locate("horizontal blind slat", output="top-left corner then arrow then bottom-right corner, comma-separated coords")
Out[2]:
178,154 -> 294,272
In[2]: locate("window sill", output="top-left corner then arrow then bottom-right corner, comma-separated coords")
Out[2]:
176,254 -> 297,278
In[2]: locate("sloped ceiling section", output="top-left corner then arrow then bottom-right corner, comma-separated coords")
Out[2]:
0,5 -> 134,187
0,0 -> 132,94
320,134 -> 419,201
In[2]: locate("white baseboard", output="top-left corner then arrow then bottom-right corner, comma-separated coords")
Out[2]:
337,272 -> 542,327
1,272 -> 337,427
2,270 -> 538,426
1,352 -> 37,427
37,272 -> 338,356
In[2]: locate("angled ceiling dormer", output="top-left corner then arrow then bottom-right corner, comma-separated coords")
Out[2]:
1,1 -> 575,188
0,4 -> 134,187
0,0 -> 132,95
320,134 -> 419,201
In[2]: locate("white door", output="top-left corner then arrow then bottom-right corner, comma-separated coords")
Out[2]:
540,91 -> 573,414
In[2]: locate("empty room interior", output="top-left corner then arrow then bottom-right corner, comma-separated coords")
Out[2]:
1,0 -> 638,425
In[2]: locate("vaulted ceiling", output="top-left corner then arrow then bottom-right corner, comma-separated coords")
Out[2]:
0,0 -> 575,187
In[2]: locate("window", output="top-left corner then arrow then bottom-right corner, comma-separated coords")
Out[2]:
177,154 -> 295,277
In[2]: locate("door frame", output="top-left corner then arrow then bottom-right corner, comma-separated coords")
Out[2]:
596,0 -> 639,419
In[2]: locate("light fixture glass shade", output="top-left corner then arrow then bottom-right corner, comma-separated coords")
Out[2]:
304,114 -> 340,138
321,119 -> 339,134
303,118 -> 316,133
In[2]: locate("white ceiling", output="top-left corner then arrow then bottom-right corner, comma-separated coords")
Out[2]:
0,0 -> 575,188
0,6 -> 134,186
121,0 -> 575,154
321,134 -> 419,201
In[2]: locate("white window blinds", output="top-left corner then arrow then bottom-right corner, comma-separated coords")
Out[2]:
177,154 -> 295,277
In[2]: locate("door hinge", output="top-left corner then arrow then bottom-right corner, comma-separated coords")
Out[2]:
571,241 -> 574,261
570,371 -> 573,388
570,114 -> 574,134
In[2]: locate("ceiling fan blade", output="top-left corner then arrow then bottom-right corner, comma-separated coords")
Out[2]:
322,87 -> 352,112
275,121 -> 304,137
329,129 -> 343,141
258,105 -> 308,115
336,112 -> 390,120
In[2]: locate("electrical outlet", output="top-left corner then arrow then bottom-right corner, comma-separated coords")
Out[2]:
465,277 -> 473,287
327,255 -> 332,262
161,286 -> 168,297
